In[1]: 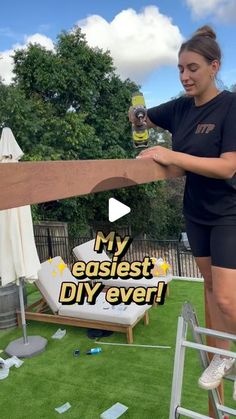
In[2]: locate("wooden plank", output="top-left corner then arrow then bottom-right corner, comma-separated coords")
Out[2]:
0,159 -> 182,210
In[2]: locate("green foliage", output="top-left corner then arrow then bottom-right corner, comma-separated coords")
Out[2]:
0,26 -> 183,239
230,84 -> 236,92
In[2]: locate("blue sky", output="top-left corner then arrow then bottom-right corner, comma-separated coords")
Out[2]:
1,0 -> 236,107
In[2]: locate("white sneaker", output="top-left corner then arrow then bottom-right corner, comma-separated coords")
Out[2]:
198,355 -> 235,390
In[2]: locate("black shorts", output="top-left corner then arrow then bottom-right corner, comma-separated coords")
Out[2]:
185,219 -> 236,269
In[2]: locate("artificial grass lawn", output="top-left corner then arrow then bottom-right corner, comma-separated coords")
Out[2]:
0,280 -> 235,419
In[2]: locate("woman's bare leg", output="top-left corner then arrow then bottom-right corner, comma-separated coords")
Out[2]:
211,265 -> 236,335
195,257 -> 235,392
195,256 -> 231,350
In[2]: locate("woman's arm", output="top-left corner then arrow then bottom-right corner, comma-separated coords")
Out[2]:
145,115 -> 157,129
138,146 -> 236,179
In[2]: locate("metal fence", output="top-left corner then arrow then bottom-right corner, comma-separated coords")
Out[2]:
34,231 -> 202,278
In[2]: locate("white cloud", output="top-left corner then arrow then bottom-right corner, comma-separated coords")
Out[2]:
0,8 -> 183,86
0,50 -> 14,84
185,0 -> 236,22
185,0 -> 222,18
0,33 -> 54,84
23,33 -> 54,50
78,6 -> 183,83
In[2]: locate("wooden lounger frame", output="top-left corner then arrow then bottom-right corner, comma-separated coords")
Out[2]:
16,297 -> 149,344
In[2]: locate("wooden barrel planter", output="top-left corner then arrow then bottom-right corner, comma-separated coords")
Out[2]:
0,283 -> 27,329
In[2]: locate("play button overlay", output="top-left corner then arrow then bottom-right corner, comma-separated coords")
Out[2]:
109,198 -> 131,222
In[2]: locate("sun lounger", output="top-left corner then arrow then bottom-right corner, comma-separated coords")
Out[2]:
73,239 -> 172,290
18,257 -> 150,344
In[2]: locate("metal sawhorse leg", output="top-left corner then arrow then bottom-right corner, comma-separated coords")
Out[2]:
169,302 -> 236,419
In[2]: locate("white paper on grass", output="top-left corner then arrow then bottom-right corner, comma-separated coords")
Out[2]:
0,356 -> 24,380
0,360 -> 9,380
55,402 -> 71,414
51,329 -> 66,339
100,402 -> 128,419
4,355 -> 24,368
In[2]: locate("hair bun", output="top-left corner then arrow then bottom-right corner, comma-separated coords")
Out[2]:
193,25 -> 216,40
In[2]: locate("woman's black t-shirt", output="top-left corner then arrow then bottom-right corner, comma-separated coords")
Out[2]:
147,90 -> 236,225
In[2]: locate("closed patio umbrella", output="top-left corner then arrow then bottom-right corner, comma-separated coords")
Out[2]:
0,127 -> 47,357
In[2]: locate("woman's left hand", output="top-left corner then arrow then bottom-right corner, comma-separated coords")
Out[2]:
137,146 -> 175,166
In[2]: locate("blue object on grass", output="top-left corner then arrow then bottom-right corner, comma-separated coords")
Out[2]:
86,347 -> 102,355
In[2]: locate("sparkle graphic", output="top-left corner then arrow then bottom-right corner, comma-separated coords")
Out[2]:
48,258 -> 53,263
52,270 -> 57,277
161,260 -> 171,275
152,268 -> 159,277
58,261 -> 67,275
151,258 -> 171,277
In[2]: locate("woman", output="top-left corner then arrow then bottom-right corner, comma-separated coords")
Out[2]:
131,25 -> 236,393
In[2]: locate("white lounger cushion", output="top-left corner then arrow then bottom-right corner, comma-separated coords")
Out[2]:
59,292 -> 148,325
73,240 -> 172,288
91,275 -> 172,288
73,239 -> 111,263
36,257 -> 149,326
36,256 -> 87,313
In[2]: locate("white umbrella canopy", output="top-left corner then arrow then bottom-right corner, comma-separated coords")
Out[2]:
0,206 -> 41,286
0,127 -> 47,357
0,126 -> 24,160
0,126 -> 40,285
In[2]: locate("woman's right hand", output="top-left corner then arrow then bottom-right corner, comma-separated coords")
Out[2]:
128,106 -> 146,125
128,106 -> 156,129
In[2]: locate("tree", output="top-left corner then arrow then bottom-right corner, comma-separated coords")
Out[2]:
13,29 -> 138,158
230,84 -> 236,93
0,82 -> 101,161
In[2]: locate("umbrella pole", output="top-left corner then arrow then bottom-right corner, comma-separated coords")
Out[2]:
18,277 -> 28,344
5,278 -> 47,357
